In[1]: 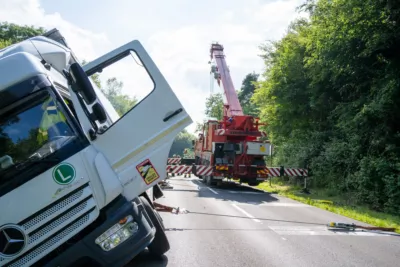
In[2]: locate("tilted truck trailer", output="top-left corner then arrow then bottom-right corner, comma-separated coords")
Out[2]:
0,29 -> 192,267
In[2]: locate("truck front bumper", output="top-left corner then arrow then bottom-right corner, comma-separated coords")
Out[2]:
42,196 -> 155,267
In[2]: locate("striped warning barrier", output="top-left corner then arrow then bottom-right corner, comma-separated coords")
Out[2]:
167,158 -> 181,164
195,165 -> 213,176
166,165 -> 213,176
267,167 -> 280,177
285,168 -> 308,177
165,165 -> 307,177
266,167 -> 308,177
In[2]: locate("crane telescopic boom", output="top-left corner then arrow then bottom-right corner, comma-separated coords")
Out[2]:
209,43 -> 243,117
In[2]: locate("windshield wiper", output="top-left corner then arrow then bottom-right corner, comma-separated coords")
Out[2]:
13,156 -> 61,170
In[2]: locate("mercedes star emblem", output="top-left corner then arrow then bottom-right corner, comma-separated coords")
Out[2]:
0,225 -> 27,257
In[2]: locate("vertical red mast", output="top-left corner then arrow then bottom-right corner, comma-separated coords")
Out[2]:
210,43 -> 243,117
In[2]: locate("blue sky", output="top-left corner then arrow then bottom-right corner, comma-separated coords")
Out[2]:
1,0 -> 306,133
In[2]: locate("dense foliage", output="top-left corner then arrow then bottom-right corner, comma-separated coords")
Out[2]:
252,0 -> 400,214
0,22 -> 45,49
169,129 -> 196,157
238,72 -> 260,117
205,93 -> 224,120
204,72 -> 260,121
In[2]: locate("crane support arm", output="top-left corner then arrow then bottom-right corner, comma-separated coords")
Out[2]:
210,43 -> 243,117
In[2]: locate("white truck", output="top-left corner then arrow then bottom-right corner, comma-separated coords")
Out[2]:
0,29 -> 192,267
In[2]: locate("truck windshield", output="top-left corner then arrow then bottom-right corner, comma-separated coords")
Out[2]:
0,90 -> 76,172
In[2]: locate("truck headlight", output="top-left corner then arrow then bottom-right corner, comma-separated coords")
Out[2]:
95,215 -> 139,251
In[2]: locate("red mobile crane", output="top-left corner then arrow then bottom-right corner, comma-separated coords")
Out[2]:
193,43 -> 272,186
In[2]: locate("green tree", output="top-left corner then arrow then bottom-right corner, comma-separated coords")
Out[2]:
100,78 -> 137,116
0,22 -> 45,44
238,72 -> 260,117
169,129 -> 196,157
205,93 -> 224,120
0,39 -> 11,49
81,61 -> 136,116
253,0 -> 400,214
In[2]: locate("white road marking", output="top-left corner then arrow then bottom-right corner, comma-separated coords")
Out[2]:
236,202 -> 310,207
227,191 -> 263,194
207,187 -> 219,195
268,226 -> 393,236
232,204 -> 261,223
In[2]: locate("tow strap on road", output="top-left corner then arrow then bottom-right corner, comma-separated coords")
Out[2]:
327,222 -> 397,232
153,202 -> 398,234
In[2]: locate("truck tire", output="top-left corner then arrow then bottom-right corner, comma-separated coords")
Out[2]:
206,175 -> 218,186
248,181 -> 260,186
139,196 -> 170,256
206,175 -> 212,186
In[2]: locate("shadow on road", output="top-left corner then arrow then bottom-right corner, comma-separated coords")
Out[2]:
162,177 -> 280,205
195,179 -> 280,205
125,251 -> 168,267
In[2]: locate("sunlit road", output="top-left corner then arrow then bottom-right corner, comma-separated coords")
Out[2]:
127,176 -> 400,267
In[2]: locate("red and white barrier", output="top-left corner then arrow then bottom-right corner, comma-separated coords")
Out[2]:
165,165 -> 307,177
194,165 -> 213,176
284,168 -> 308,177
266,167 -> 280,177
266,167 -> 308,177
166,165 -> 213,176
167,158 -> 181,164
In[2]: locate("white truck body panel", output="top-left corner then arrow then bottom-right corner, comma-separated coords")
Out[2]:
0,52 -> 48,91
0,37 -> 71,75
0,29 -> 190,266
73,40 -> 192,200
246,141 -> 272,156
0,152 -> 100,267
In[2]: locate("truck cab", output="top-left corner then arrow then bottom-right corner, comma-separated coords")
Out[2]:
0,29 -> 192,267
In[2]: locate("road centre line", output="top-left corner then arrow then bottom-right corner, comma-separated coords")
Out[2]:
235,202 -> 310,207
232,203 -> 261,223
207,187 -> 219,195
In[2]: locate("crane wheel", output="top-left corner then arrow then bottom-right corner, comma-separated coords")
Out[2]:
139,196 -> 170,257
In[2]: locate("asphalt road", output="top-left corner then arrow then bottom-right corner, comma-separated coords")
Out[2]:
127,176 -> 400,267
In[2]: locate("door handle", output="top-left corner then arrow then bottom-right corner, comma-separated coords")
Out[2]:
163,108 -> 183,122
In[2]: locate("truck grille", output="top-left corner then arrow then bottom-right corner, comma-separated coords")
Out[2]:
0,183 -> 99,267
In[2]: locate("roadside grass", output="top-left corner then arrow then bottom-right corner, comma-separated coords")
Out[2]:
257,178 -> 400,233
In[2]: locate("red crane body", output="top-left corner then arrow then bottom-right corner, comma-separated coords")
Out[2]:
194,43 -> 271,186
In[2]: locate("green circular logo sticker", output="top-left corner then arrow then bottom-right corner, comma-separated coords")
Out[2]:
53,163 -> 76,185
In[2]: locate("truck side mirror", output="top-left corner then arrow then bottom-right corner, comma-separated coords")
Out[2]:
69,62 -> 97,105
91,103 -> 107,124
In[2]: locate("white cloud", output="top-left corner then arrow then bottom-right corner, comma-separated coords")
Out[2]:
0,0 -> 111,61
0,0 -> 306,134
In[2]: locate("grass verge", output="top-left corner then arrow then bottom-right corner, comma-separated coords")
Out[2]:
256,179 -> 400,233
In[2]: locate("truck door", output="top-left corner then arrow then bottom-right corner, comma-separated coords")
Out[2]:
72,40 -> 192,200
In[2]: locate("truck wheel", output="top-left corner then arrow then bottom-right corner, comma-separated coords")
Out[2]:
139,196 -> 170,256
206,175 -> 212,186
206,176 -> 218,186
248,181 -> 260,186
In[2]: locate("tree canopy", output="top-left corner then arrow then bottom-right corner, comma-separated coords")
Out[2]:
252,0 -> 400,214
0,22 -> 45,45
203,72 -> 261,122
238,72 -> 260,117
169,129 -> 196,157
205,93 -> 224,120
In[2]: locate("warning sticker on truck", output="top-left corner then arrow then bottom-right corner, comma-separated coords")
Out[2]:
136,159 -> 160,185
